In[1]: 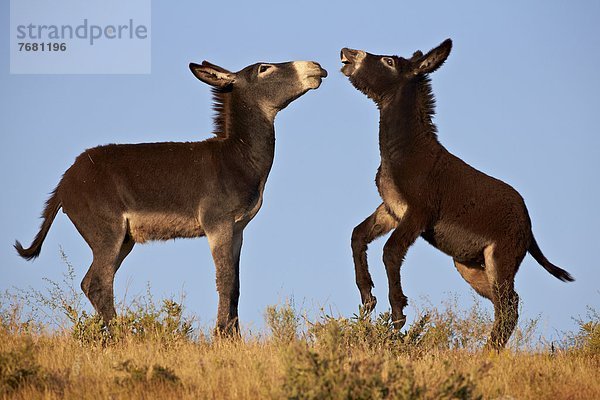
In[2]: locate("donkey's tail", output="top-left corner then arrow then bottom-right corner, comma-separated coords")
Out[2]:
14,188 -> 62,261
528,234 -> 574,282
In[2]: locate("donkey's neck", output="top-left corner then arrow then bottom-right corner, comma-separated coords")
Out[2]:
378,77 -> 441,161
215,91 -> 276,175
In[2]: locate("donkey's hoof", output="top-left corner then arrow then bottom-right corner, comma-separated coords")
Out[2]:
483,340 -> 504,353
213,320 -> 241,340
392,315 -> 407,331
362,295 -> 377,313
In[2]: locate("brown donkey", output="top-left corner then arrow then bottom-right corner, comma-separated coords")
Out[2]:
15,59 -> 327,335
341,39 -> 573,349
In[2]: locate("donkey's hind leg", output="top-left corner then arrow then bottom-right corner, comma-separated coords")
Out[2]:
79,219 -> 132,326
483,244 -> 521,350
453,260 -> 493,300
351,203 -> 397,312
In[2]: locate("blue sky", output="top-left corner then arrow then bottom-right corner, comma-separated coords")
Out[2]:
2,1 -> 599,338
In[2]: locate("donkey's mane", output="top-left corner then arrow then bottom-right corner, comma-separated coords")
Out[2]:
414,74 -> 439,139
211,86 -> 233,138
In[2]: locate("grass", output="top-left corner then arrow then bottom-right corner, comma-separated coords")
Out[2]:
1,261 -> 598,399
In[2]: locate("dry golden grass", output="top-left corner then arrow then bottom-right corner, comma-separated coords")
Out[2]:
1,265 -> 598,399
1,326 -> 599,399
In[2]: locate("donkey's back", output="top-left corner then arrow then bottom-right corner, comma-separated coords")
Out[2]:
422,148 -> 532,264
56,141 -> 229,241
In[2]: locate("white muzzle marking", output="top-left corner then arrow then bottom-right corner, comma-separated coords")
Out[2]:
293,61 -> 323,90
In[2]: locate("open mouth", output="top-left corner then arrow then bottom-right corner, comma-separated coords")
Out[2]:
340,48 -> 358,77
340,49 -> 355,66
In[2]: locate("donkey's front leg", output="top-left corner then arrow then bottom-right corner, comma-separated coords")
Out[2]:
229,230 -> 243,329
351,203 -> 397,313
206,223 -> 242,337
382,212 -> 422,330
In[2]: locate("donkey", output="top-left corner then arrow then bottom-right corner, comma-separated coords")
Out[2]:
341,39 -> 573,349
15,59 -> 327,335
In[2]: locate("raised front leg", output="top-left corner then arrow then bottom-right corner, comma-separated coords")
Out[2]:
351,203 -> 397,312
382,212 -> 422,330
206,224 -> 242,337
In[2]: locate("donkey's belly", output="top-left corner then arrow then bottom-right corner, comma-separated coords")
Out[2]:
422,221 -> 487,264
124,211 -> 204,243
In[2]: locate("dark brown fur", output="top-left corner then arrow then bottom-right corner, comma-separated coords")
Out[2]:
341,40 -> 573,350
15,60 -> 327,335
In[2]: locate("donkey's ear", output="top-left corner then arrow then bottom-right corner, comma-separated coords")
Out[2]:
189,62 -> 235,88
414,38 -> 452,75
410,50 -> 424,61
200,61 -> 232,74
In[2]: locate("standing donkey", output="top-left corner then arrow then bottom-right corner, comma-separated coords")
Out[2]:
15,59 -> 327,335
341,39 -> 573,349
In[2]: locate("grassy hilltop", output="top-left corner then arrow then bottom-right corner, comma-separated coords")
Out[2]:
1,263 -> 598,399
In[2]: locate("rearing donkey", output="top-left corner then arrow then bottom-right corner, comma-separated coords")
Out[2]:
15,59 -> 327,335
341,39 -> 573,349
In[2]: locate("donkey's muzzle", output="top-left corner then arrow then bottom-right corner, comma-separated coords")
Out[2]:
313,62 -> 328,78
340,48 -> 365,77
341,48 -> 364,64
307,62 -> 328,78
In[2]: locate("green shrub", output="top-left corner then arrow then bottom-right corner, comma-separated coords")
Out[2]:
283,311 -> 482,399
71,290 -> 195,346
0,292 -> 42,335
283,340 -> 422,399
567,306 -> 600,354
265,302 -> 300,344
11,250 -> 196,346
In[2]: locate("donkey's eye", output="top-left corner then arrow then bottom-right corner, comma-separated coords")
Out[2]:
258,64 -> 273,74
383,57 -> 394,67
